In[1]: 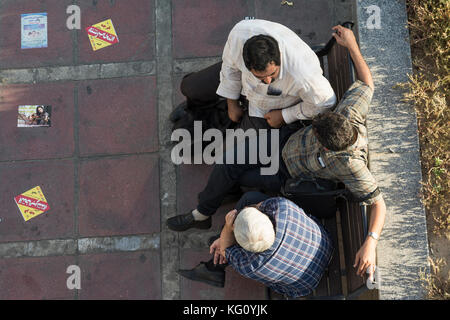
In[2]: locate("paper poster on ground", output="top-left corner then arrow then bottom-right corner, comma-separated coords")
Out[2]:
21,13 -> 48,49
17,105 -> 51,127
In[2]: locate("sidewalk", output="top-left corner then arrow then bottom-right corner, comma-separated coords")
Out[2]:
1,0 -> 357,299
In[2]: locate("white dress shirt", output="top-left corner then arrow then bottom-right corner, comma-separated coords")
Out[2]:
216,19 -> 337,124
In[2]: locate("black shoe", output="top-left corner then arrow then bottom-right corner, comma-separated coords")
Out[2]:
177,261 -> 225,288
169,101 -> 188,123
166,211 -> 211,232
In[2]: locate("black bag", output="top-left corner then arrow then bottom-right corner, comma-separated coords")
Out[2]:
281,177 -> 348,219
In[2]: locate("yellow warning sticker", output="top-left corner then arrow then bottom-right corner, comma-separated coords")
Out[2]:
86,19 -> 119,51
14,186 -> 50,221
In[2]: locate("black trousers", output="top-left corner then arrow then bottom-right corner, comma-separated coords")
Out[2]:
182,62 -> 308,215
180,61 -> 272,131
196,124 -> 300,216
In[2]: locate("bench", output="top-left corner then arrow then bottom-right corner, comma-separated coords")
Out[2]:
266,22 -> 376,300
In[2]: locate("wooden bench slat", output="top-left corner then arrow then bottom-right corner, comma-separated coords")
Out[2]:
339,199 -> 367,294
323,216 -> 344,296
312,215 -> 341,297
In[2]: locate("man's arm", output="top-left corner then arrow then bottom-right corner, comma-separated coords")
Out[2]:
216,24 -> 243,100
332,25 -> 374,90
354,197 -> 386,279
219,209 -> 238,258
334,158 -> 386,280
227,99 -> 244,123
280,80 -> 337,124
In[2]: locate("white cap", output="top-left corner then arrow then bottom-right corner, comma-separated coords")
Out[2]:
234,207 -> 275,253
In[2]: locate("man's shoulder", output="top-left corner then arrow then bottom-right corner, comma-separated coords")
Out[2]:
334,80 -> 374,124
261,197 -> 302,216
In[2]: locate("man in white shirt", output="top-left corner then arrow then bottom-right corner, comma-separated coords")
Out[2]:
171,19 -> 336,130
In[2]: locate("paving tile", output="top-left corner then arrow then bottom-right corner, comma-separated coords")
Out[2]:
179,248 -> 224,300
78,250 -> 161,299
172,0 -> 251,59
0,159 -> 75,242
77,0 -> 154,64
78,154 -> 160,238
0,255 -> 76,300
255,0 -> 334,46
180,248 -> 266,300
77,76 -> 158,156
173,73 -> 187,107
0,0 -> 74,69
0,82 -> 75,161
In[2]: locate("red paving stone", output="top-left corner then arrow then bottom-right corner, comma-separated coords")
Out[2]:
78,251 -> 161,299
180,249 -> 266,300
0,0 -> 74,69
77,0 -> 154,64
0,82 -> 75,161
0,159 -> 75,242
77,76 -> 158,157
255,0 -> 334,46
78,154 -> 160,238
0,255 -> 76,300
173,73 -> 187,107
172,0 -> 251,59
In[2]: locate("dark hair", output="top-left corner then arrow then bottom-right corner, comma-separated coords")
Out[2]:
36,105 -> 45,114
242,34 -> 280,72
312,112 -> 357,151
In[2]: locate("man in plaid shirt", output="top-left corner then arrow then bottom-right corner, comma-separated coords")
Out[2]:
169,25 -> 386,281
178,191 -> 334,298
225,195 -> 333,298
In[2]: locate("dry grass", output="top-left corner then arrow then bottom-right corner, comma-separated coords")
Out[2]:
419,258 -> 450,300
402,0 -> 449,299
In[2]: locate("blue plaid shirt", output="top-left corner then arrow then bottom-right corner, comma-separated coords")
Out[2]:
225,197 -> 334,298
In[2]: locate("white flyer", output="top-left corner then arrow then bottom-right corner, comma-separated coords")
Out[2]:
21,13 -> 48,49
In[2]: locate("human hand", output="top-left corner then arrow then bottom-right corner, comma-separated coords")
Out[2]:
224,209 -> 237,231
264,110 -> 285,128
210,238 -> 227,265
332,25 -> 358,51
353,238 -> 377,279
